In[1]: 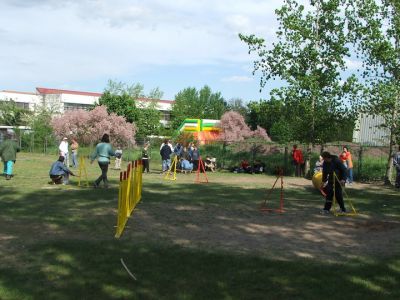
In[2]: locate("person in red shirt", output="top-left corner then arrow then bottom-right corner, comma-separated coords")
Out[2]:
292,145 -> 304,177
342,146 -> 353,184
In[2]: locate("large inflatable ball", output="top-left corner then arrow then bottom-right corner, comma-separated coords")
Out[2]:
312,172 -> 323,189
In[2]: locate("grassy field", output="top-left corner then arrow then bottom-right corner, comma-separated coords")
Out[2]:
0,152 -> 399,300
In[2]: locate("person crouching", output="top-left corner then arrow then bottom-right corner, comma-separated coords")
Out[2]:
49,156 -> 75,185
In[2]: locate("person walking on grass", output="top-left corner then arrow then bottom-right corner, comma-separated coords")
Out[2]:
320,151 -> 347,214
90,133 -> 115,188
393,145 -> 400,189
0,133 -> 20,180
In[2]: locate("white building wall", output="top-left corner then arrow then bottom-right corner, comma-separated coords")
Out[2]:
353,114 -> 390,146
61,93 -> 100,105
0,91 -> 41,110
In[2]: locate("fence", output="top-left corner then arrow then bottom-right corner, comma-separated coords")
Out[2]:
14,135 -> 396,183
115,159 -> 143,238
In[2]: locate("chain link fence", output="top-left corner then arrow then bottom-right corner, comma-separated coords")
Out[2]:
16,134 -> 395,183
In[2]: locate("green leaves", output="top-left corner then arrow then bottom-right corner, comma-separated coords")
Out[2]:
170,86 -> 227,130
240,0 -> 358,145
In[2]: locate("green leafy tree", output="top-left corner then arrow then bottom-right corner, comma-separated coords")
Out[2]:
247,98 -> 285,134
171,85 -> 227,129
347,0 -> 400,184
135,101 -> 162,138
0,100 -> 31,126
240,0 -> 358,175
98,80 -> 165,136
98,91 -> 139,123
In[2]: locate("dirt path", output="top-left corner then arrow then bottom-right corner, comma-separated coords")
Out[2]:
130,177 -> 400,262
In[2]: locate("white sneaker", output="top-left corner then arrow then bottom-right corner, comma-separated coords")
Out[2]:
320,209 -> 330,215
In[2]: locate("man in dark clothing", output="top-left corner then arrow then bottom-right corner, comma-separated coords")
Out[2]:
49,156 -> 75,184
160,139 -> 172,172
393,145 -> 400,188
320,151 -> 347,214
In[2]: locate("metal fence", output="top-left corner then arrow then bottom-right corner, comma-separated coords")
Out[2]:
15,136 -> 396,183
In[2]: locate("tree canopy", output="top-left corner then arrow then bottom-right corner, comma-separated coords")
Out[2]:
240,0 -> 359,147
171,85 -> 227,129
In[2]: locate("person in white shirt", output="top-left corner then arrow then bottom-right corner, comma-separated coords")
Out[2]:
59,137 -> 69,167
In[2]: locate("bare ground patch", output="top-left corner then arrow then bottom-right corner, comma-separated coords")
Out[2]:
127,175 -> 400,262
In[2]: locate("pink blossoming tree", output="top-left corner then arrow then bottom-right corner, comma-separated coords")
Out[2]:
51,106 -> 136,147
220,111 -> 252,144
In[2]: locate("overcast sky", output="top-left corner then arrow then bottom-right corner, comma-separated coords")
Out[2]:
1,0 -> 358,102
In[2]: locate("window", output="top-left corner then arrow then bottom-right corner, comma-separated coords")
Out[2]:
159,110 -> 171,121
15,102 -> 30,110
64,102 -> 93,111
0,100 -> 29,110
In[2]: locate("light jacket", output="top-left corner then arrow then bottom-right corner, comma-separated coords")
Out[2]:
91,142 -> 115,163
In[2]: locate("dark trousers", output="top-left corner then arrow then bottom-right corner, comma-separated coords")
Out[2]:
395,166 -> 400,188
95,162 -> 109,186
50,175 -> 63,184
142,159 -> 150,173
324,181 -> 346,211
193,160 -> 199,171
295,163 -> 304,177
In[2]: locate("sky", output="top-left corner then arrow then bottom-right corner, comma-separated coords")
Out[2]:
0,0 -> 360,102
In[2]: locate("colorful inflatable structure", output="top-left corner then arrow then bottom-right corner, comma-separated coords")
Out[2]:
178,119 -> 221,143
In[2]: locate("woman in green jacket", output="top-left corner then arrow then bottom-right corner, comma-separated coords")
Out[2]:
90,133 -> 115,188
0,135 -> 20,180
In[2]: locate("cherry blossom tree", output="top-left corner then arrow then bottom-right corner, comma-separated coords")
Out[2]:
220,111 -> 252,144
51,106 -> 136,147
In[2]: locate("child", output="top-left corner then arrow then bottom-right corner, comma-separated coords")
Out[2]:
114,147 -> 123,170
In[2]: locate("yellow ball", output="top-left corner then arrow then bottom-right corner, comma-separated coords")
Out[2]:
312,172 -> 323,189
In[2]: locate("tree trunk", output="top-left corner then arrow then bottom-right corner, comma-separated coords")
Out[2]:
284,146 -> 289,175
304,143 -> 313,179
384,97 -> 398,185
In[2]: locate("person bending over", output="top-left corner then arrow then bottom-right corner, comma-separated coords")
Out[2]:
49,156 -> 75,184
320,151 -> 347,214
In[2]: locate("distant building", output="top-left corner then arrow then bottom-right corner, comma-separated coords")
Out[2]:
0,87 -> 173,126
353,114 -> 390,146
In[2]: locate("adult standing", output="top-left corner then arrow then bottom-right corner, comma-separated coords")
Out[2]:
320,151 -> 347,214
59,137 -> 69,167
393,145 -> 400,188
90,133 -> 115,188
70,138 -> 79,168
142,142 -> 151,173
292,145 -> 304,177
0,133 -> 20,180
342,146 -> 353,185
160,139 -> 172,173
191,145 -> 200,171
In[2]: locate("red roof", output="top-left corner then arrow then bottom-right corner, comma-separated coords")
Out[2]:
35,88 -> 174,103
36,87 -> 102,97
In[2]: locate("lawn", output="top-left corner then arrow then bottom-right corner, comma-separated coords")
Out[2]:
0,152 -> 399,300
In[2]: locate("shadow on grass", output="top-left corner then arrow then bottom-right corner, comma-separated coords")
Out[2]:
0,179 -> 399,299
0,240 -> 399,300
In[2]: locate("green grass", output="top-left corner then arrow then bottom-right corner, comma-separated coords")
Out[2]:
0,152 -> 399,299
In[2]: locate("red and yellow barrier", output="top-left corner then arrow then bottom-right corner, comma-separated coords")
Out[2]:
115,160 -> 143,238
